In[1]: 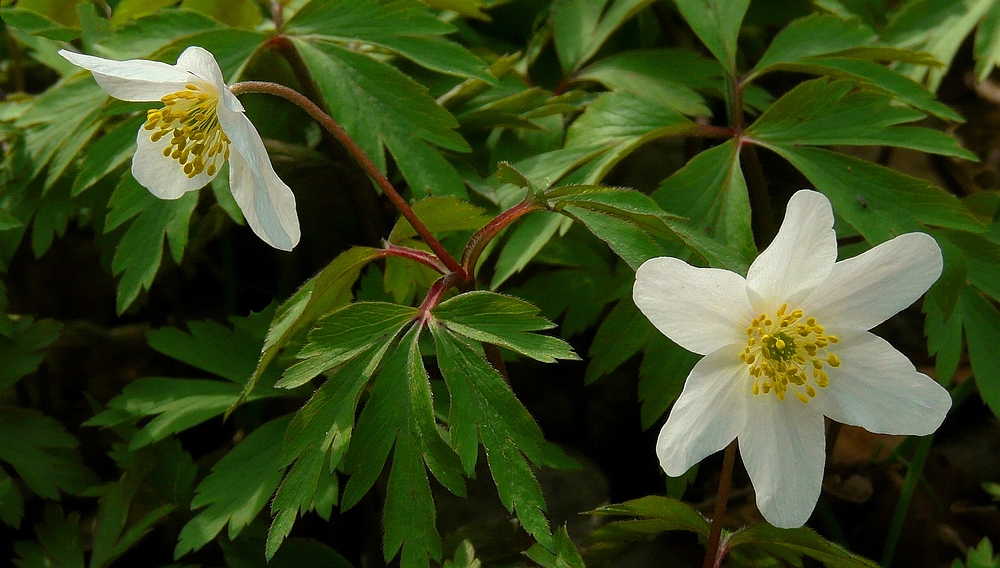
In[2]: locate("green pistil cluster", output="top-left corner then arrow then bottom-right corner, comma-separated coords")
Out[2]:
740,303 -> 841,404
143,83 -> 231,179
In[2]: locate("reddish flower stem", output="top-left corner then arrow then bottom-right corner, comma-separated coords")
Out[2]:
703,440 -> 737,568
229,79 -> 466,278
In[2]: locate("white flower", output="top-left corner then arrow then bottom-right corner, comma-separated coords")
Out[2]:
633,189 -> 951,528
58,46 -> 300,251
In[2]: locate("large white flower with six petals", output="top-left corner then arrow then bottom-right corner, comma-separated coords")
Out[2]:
633,189 -> 951,528
59,46 -> 300,251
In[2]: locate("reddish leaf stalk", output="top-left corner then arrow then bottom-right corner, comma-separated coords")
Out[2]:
703,440 -> 737,568
417,273 -> 463,321
229,79 -> 466,278
382,242 -> 447,274
461,193 -> 543,276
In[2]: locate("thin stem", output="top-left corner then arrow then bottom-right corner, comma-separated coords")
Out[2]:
880,434 -> 934,567
417,273 -> 463,321
461,192 -> 542,276
383,242 -> 447,274
483,344 -> 510,383
741,143 -> 777,248
729,74 -> 745,134
230,80 -> 466,277
703,440 -> 738,568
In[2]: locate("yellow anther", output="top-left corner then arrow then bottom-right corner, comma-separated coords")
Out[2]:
741,304 -> 840,404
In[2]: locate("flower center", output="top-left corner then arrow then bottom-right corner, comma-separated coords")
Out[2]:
143,83 -> 231,179
739,303 -> 840,404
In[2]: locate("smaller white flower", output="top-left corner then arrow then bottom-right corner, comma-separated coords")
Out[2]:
633,189 -> 951,528
59,46 -> 300,251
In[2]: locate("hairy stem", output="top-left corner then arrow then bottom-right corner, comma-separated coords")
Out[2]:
461,192 -> 543,277
703,440 -> 738,568
230,80 -> 466,277
417,273 -> 463,321
383,242 -> 447,274
269,36 -> 387,247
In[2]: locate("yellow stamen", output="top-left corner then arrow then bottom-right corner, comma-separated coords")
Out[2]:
742,304 -> 841,404
143,83 -> 231,179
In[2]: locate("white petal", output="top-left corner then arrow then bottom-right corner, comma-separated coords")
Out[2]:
657,346 -> 749,476
739,399 -> 825,528
746,190 -> 837,307
220,107 -> 300,251
58,49 -> 193,102
802,233 -> 942,331
633,256 -> 753,356
813,331 -> 951,435
174,46 -> 246,111
131,128 -> 214,199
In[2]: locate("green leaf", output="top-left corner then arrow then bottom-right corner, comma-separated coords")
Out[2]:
15,77 -> 106,188
0,408 -> 96,500
954,537 -> 1000,568
105,175 -> 198,314
280,302 -> 417,389
583,496 -> 710,564
421,0 -> 488,19
147,309 -> 274,385
1,7 -> 79,41
293,38 -> 469,198
768,145 -> 982,244
975,1 -> 1000,81
576,48 -> 720,116
240,246 -> 385,408
109,0 -> 177,26
432,326 -> 552,548
924,293 -> 963,387
673,0 -> 750,75
175,416 -> 291,557
13,505 -> 85,568
286,0 -> 491,81
959,287 -> 1000,417
750,13 -> 877,76
759,55 -> 962,122
638,333 -> 699,429
97,8 -> 223,59
342,326 -> 465,567
882,0 -> 993,92
490,211 -> 565,290
563,91 -> 695,184
266,443 -> 334,559
71,114 -> 143,196
585,298 -> 652,384
89,441 -> 193,568
0,316 -> 61,389
388,196 -> 491,244
747,78 -> 976,159
432,291 -> 578,363
87,377 -> 283,450
180,0 -> 262,29
548,184 -> 748,272
0,470 -> 25,528
525,526 -> 582,567
654,139 -> 754,263
550,0 -> 656,73
727,524 -> 879,567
